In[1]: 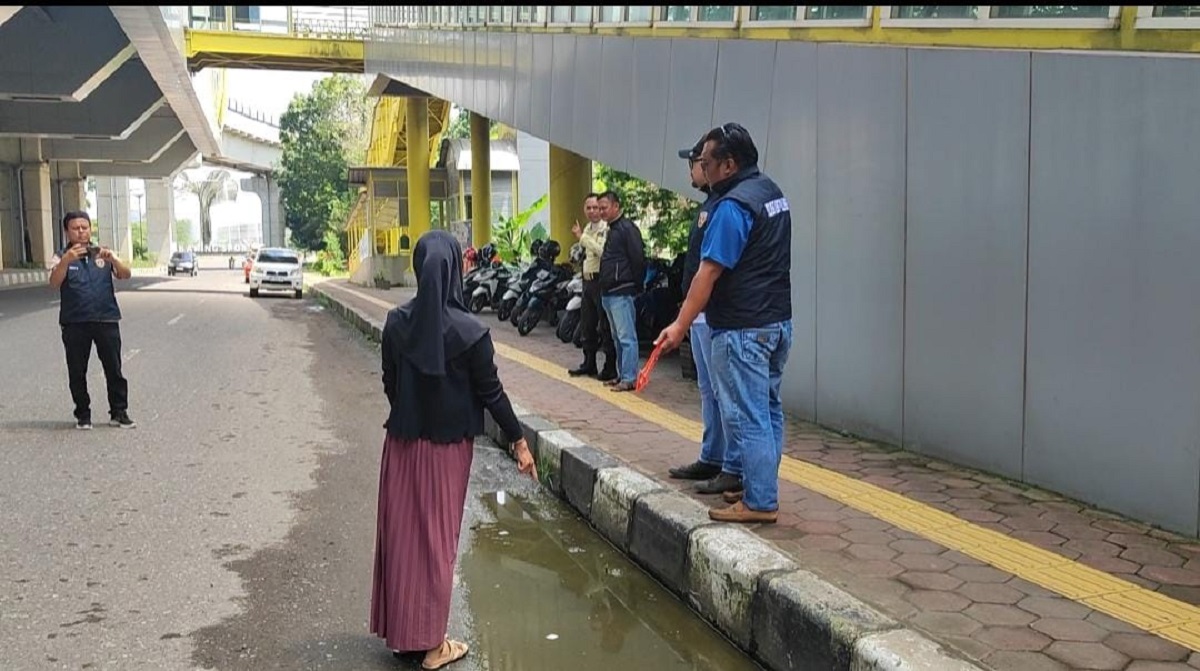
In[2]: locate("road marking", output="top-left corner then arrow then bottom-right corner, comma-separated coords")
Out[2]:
122,348 -> 141,363
323,281 -> 1200,650
167,313 -> 185,326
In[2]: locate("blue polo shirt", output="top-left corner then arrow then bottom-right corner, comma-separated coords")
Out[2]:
700,200 -> 756,272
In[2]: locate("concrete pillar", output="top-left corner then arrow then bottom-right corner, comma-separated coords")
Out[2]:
0,167 -> 15,269
241,174 -> 283,248
548,144 -> 592,249
406,96 -> 430,266
95,176 -> 131,261
21,162 -> 54,267
470,111 -> 492,249
145,178 -> 175,263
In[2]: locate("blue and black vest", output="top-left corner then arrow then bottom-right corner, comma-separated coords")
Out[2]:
705,167 -> 792,331
681,188 -> 719,299
57,246 -> 121,325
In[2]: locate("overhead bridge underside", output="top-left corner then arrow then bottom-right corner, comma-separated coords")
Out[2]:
185,30 -> 365,74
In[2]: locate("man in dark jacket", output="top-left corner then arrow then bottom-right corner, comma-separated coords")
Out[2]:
655,123 -> 792,524
667,137 -> 740,497
48,210 -> 137,430
596,190 -> 645,392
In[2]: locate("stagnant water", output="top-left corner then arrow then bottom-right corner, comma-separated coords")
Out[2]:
456,485 -> 763,670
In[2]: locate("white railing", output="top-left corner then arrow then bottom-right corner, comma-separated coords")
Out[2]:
185,5 -> 370,39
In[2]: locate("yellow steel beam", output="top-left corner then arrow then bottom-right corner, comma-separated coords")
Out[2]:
184,29 -> 364,73
426,23 -> 1200,55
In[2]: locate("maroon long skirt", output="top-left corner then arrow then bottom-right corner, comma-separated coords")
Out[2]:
369,435 -> 474,652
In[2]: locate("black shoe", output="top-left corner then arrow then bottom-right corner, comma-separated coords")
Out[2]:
668,460 -> 722,481
568,363 -> 598,377
76,418 -> 93,431
596,367 -> 618,383
109,411 -> 137,429
695,473 -> 743,495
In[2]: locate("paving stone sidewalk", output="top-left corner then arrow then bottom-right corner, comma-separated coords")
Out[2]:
320,279 -> 1200,671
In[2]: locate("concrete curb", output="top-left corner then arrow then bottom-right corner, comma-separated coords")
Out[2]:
0,269 -> 49,291
311,282 -> 984,671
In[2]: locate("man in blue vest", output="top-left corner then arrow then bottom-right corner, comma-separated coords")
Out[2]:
48,211 -> 137,430
656,123 -> 792,524
667,136 -> 741,498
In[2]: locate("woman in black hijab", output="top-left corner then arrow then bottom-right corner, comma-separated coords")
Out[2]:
370,230 -> 535,669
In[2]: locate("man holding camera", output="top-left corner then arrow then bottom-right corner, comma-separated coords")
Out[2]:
48,210 -> 137,430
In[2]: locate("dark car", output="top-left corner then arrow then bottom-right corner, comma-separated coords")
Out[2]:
168,251 -> 198,277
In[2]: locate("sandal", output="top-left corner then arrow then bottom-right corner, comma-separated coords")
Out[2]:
421,639 -> 469,670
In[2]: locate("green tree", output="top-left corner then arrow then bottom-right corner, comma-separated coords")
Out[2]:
278,74 -> 370,251
444,107 -> 510,141
492,193 -> 548,263
593,163 -> 698,257
131,220 -> 149,260
174,169 -> 236,248
174,217 -> 194,248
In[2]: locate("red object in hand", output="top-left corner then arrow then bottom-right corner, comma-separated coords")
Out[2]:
635,341 -> 667,393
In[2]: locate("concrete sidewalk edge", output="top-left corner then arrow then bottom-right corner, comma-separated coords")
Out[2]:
312,283 -> 984,671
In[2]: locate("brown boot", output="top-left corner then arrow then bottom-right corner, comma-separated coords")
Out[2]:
709,501 -> 777,524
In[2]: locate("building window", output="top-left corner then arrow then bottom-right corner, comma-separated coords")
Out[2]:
502,6 -> 514,23
893,6 -> 980,19
464,195 -> 473,221
1154,5 -> 1200,16
806,6 -> 869,20
489,6 -> 504,23
751,6 -> 797,21
990,5 -> 1111,18
516,6 -> 534,22
551,6 -> 572,23
599,6 -> 623,22
627,6 -> 653,21
572,6 -> 593,22
663,6 -> 694,21
698,6 -> 736,21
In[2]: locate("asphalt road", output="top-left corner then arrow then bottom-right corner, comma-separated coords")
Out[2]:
0,270 -> 535,670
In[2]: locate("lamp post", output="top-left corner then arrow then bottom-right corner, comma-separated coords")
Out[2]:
135,192 -> 144,259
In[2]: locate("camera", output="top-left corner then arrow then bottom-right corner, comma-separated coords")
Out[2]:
86,244 -> 100,257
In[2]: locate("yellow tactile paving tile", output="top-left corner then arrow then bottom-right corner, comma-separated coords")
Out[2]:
327,282 -> 1200,652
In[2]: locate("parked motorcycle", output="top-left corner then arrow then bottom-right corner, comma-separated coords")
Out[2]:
468,259 -> 516,314
556,273 -> 584,343
517,263 -> 573,336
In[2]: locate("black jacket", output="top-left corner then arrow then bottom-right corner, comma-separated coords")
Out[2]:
382,331 -> 524,444
598,216 -> 645,296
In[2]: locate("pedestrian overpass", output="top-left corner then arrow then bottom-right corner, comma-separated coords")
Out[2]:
5,3 -> 1198,545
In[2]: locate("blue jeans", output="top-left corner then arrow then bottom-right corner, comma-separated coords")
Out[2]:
711,320 -> 792,512
691,320 -> 738,476
601,294 -> 639,384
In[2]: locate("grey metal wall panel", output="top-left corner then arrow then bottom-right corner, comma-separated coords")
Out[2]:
1025,53 -> 1200,534
765,41 -> 818,422
628,38 -> 671,184
487,33 -> 502,121
513,33 -> 534,132
814,44 -> 907,445
658,38 -> 719,194
570,36 -> 603,161
595,37 -> 633,170
550,35 -> 578,151
498,32 -> 516,126
456,32 -> 470,112
711,39 -> 777,160
903,48 -> 1030,479
529,34 -> 553,138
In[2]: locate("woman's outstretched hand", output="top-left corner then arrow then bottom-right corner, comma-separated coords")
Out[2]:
512,438 -> 538,482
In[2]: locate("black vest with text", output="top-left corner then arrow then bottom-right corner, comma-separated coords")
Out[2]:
681,189 -> 719,299
58,247 -> 121,325
705,167 -> 792,331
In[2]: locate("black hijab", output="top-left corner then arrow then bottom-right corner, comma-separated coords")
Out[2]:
387,230 -> 488,376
